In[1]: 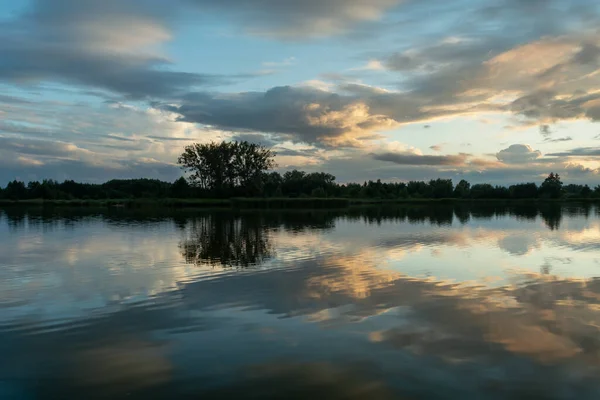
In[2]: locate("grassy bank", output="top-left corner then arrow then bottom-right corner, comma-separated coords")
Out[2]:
0,198 -> 231,208
0,197 -> 351,209
0,197 -> 598,209
348,197 -> 600,205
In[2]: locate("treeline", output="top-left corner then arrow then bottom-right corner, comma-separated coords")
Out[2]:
0,172 -> 598,201
3,140 -> 595,201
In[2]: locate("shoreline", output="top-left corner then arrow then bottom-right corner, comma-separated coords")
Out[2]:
0,197 -> 598,209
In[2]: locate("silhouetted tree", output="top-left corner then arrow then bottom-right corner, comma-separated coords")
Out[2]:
453,179 -> 471,198
170,177 -> 191,198
178,140 -> 276,197
539,172 -> 564,199
429,178 -> 453,198
262,172 -> 283,197
4,180 -> 27,200
509,183 -> 538,199
470,183 -> 495,199
281,170 -> 307,197
581,185 -> 592,198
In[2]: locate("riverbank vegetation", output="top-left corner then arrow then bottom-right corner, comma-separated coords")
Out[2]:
1,141 -> 599,205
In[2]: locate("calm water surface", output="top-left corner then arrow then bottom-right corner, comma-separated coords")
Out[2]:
1,204 -> 600,399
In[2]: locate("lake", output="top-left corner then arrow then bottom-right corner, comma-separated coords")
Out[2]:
1,204 -> 600,399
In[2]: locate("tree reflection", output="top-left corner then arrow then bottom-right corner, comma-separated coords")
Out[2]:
179,213 -> 273,268
539,204 -> 563,231
510,204 -> 539,221
453,204 -> 471,224
2,207 -> 27,231
266,211 -> 337,232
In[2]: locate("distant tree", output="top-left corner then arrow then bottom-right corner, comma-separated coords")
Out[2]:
492,185 -> 510,199
539,172 -> 564,199
305,172 -> 336,197
429,178 -> 453,198
311,187 -> 326,198
407,181 -> 431,198
178,141 -> 276,197
234,141 -> 277,196
262,172 -> 283,197
4,180 -> 27,200
470,183 -> 495,199
171,177 -> 191,198
27,181 -> 42,199
564,184 -> 592,198
453,179 -> 471,198
580,185 -> 592,198
343,183 -> 363,198
509,183 -> 538,199
282,170 -> 307,197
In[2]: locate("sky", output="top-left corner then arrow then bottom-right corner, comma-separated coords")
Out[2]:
1,0 -> 600,185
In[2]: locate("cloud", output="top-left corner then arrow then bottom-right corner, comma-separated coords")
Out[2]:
372,151 -> 468,166
163,78 -> 516,150
0,155 -> 180,185
546,147 -> 600,157
276,146 -> 597,185
262,57 -> 296,67
0,0 -> 243,99
361,0 -> 600,129
544,136 -> 573,143
163,86 -> 397,148
186,0 -> 402,38
496,144 -> 542,164
0,136 -> 92,159
1,0 -> 599,186
539,125 -> 552,137
0,96 -> 228,184
230,133 -> 278,147
146,135 -> 196,142
351,60 -> 386,71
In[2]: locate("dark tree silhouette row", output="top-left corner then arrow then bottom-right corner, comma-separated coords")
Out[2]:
1,140 -> 599,200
